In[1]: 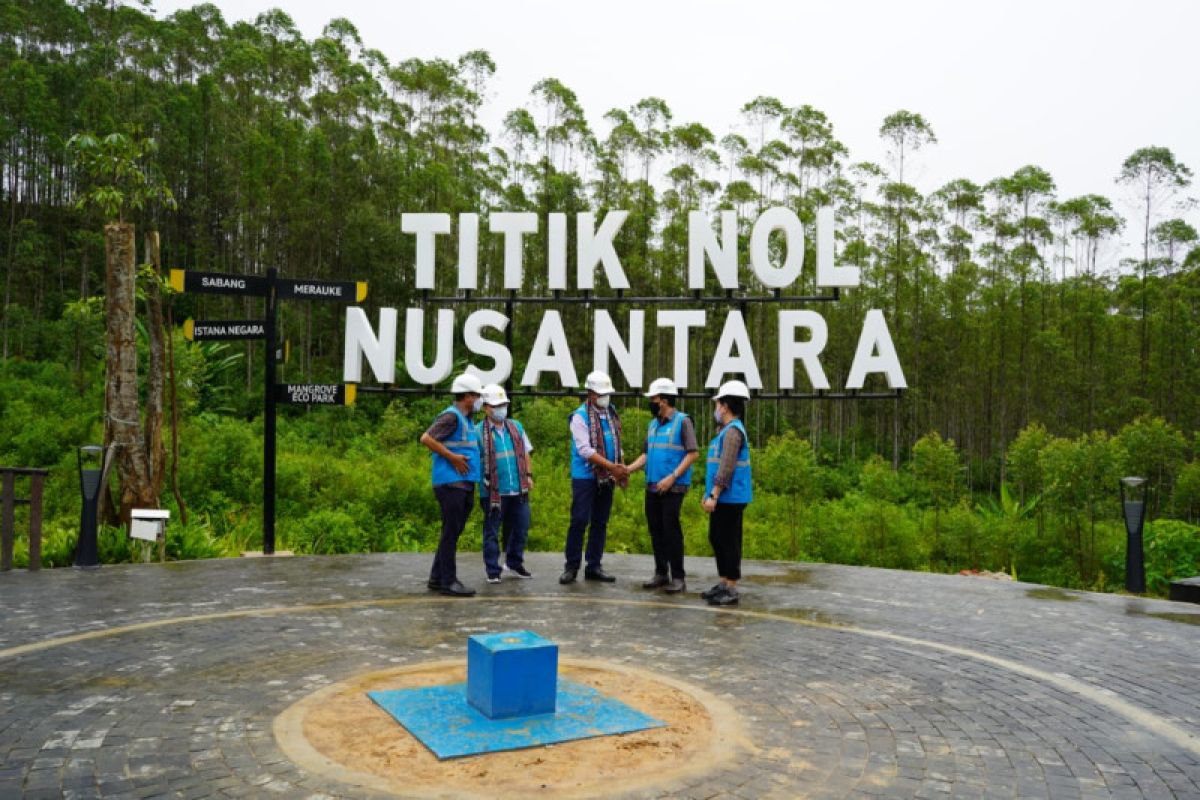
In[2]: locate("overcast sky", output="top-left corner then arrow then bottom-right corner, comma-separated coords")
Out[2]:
153,0 -> 1199,246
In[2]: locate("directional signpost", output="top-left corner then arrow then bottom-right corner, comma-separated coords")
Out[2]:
171,268 -> 366,554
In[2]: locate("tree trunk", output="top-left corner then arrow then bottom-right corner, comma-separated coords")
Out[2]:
103,222 -> 154,523
143,231 -> 167,500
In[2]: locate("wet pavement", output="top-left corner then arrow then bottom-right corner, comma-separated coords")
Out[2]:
0,551 -> 1198,799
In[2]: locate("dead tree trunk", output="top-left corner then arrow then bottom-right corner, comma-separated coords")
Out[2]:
103,222 -> 154,523
143,231 -> 166,501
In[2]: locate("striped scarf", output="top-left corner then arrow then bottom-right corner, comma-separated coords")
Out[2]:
481,417 -> 531,511
587,403 -> 623,483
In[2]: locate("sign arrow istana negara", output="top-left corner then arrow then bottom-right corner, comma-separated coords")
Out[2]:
183,319 -> 266,341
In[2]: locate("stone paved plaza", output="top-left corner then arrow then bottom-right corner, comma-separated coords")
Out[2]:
0,552 -> 1198,799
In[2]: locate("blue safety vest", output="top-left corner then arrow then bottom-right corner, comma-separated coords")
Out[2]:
569,404 -> 617,480
480,419 -> 527,496
431,405 -> 481,487
645,411 -> 692,487
705,419 -> 752,504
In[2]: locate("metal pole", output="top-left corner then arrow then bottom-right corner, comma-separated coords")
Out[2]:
28,472 -> 44,571
263,268 -> 278,555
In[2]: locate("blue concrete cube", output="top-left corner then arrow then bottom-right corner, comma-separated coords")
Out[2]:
467,630 -> 558,719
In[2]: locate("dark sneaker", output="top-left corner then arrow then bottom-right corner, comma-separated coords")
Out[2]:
439,581 -> 476,597
505,565 -> 534,579
559,569 -> 578,585
486,575 -> 501,584
584,568 -> 616,583
642,574 -> 669,589
664,578 -> 687,594
426,580 -> 441,591
700,583 -> 725,600
708,588 -> 739,606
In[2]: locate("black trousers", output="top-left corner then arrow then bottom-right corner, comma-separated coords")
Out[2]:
645,490 -> 686,579
430,485 -> 473,587
708,502 -> 746,581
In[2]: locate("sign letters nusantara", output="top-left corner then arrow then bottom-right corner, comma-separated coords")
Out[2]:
344,208 -> 907,393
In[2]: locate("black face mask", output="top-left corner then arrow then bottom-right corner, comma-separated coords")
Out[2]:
648,400 -> 662,418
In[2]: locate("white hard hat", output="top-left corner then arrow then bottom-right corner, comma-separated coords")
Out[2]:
450,373 -> 484,394
713,380 -> 751,401
644,377 -> 679,397
584,371 -> 615,395
481,383 -> 509,406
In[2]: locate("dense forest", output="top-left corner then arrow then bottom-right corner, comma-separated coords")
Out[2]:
2,0 -> 1199,593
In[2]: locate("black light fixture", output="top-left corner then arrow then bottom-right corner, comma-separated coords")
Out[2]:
74,444 -> 111,569
1119,476 -> 1147,594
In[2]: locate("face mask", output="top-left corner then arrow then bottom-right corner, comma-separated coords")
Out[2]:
595,395 -> 611,409
491,407 -> 508,422
648,401 -> 662,418
472,397 -> 483,413
713,407 -> 724,425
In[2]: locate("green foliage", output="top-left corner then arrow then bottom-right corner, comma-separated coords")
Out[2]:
67,131 -> 176,222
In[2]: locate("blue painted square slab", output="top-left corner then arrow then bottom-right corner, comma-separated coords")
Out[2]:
367,680 -> 664,759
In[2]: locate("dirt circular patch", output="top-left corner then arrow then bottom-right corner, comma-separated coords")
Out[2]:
274,657 -> 749,799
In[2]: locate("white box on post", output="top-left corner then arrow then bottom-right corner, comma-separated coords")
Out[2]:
130,509 -> 170,542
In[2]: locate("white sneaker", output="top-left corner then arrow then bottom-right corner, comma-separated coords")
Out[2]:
486,575 -> 502,584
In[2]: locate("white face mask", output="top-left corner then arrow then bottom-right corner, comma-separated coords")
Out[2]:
491,406 -> 508,422
713,407 -> 724,424
595,395 -> 611,409
472,397 -> 483,413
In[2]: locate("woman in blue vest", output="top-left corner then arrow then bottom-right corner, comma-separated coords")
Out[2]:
560,371 -> 628,584
701,380 -> 753,607
477,383 -> 535,584
628,377 -> 699,594
418,373 -> 483,597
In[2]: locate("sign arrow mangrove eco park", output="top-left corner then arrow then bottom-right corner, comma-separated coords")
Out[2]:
171,268 -> 368,554
275,383 -> 356,406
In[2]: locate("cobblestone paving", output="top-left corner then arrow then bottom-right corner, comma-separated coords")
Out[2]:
1,552 -> 1198,799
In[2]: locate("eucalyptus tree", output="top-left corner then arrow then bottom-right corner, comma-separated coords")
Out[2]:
1117,146 -> 1193,379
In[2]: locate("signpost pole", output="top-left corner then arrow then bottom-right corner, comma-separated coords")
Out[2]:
263,268 -> 278,555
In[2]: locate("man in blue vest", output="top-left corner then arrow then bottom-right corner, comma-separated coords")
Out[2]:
560,371 -> 627,584
418,372 -> 483,597
627,377 -> 699,593
477,383 -> 535,584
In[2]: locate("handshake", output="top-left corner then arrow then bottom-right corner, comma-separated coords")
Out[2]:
606,461 -> 631,488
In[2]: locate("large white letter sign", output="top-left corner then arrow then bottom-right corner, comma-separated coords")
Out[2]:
778,310 -> 830,391
343,306 -> 397,383
749,207 -> 804,289
594,310 -> 644,388
490,212 -> 538,289
705,311 -> 763,389
815,206 -> 859,287
688,210 -> 738,289
401,213 -> 451,289
657,310 -> 706,388
456,213 -> 479,290
846,309 -> 907,389
404,308 -> 455,385
463,309 -> 512,386
520,310 -> 578,388
577,211 -> 630,290
548,212 -> 568,290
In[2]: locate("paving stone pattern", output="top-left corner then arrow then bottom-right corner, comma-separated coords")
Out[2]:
1,552 -> 1198,799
